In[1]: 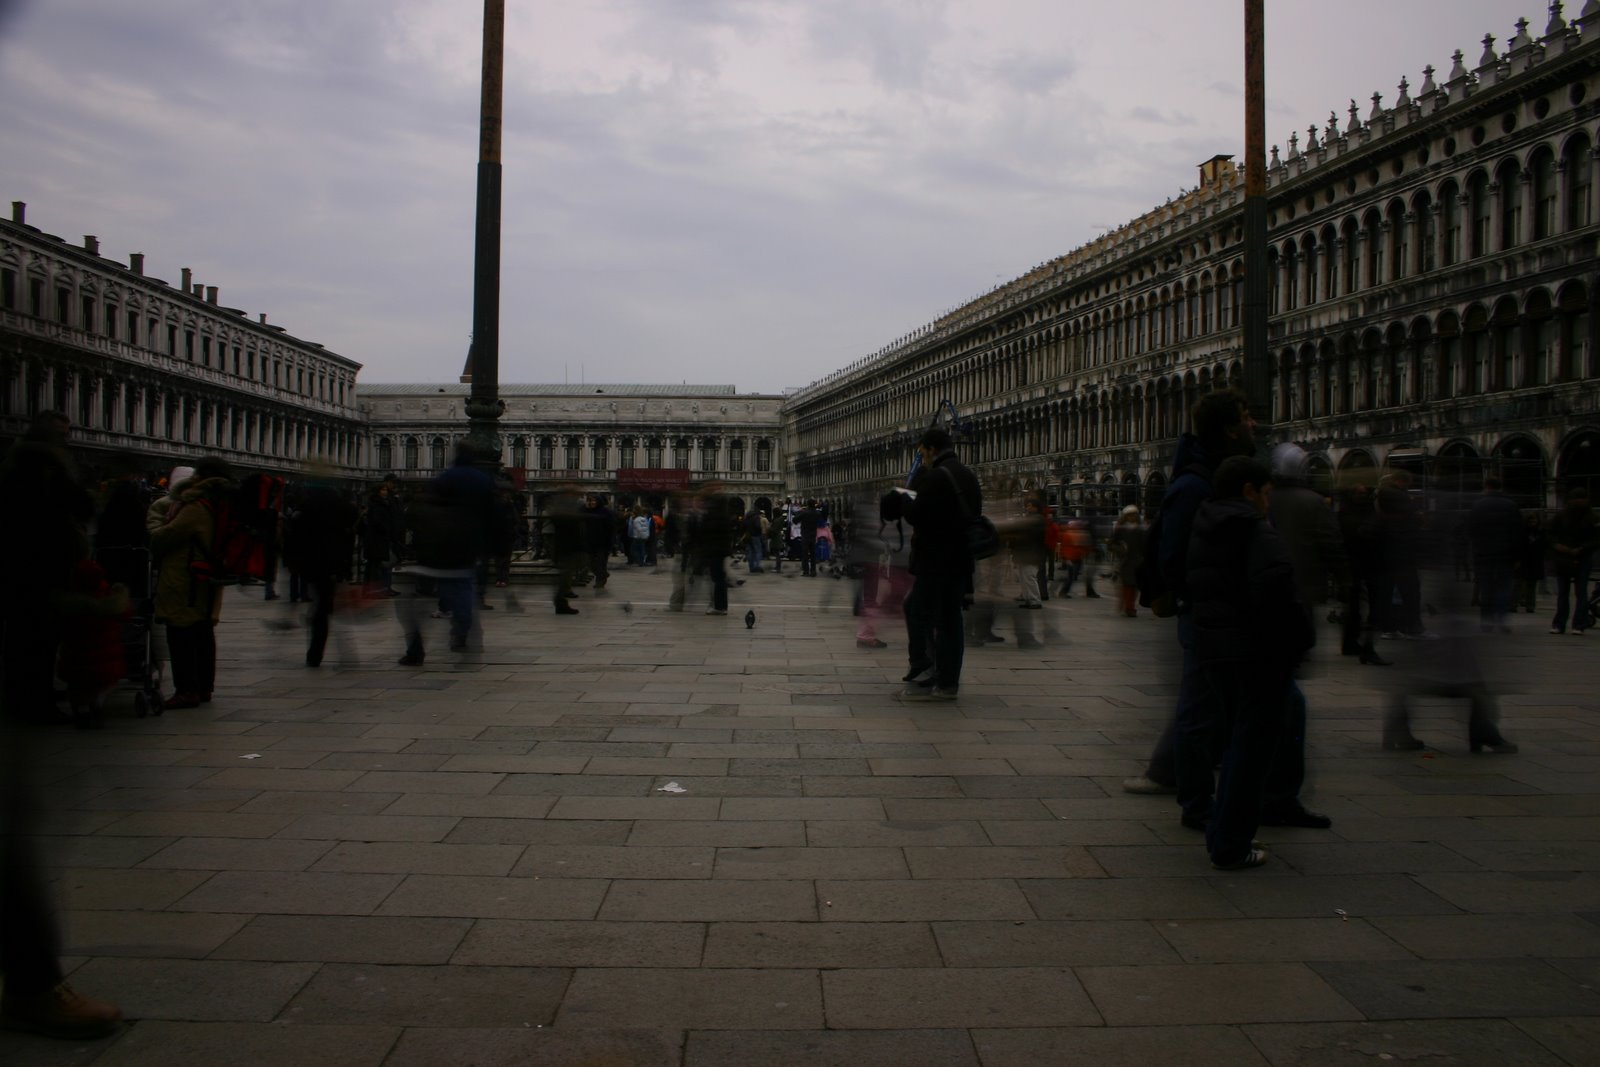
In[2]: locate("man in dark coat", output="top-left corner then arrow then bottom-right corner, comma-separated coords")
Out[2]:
362,476 -> 405,595
797,501 -> 822,576
287,473 -> 357,667
1547,486 -> 1598,634
1466,476 -> 1525,631
895,427 -> 981,699
1187,456 -> 1315,869
582,494 -> 614,591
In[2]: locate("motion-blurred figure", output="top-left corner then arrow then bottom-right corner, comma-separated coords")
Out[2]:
1466,476 -> 1524,632
1109,505 -> 1146,618
1546,487 -> 1597,635
396,444 -> 494,663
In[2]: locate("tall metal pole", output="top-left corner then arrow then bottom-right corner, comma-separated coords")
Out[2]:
463,0 -> 506,465
1242,0 -> 1272,435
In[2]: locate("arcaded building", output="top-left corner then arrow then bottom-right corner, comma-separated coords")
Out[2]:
357,383 -> 786,512
785,8 -> 1600,511
0,203 -> 366,476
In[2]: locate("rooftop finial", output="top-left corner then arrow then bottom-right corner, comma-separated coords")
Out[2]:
1479,32 -> 1499,68
1369,91 -> 1385,122
1307,123 -> 1320,151
1270,144 -> 1281,168
1287,131 -> 1300,159
1449,48 -> 1469,81
1397,76 -> 1411,106
1420,64 -> 1438,94
1547,1 -> 1568,36
1343,102 -> 1358,136
1511,16 -> 1534,49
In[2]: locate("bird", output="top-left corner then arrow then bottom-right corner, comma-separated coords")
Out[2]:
744,609 -> 756,629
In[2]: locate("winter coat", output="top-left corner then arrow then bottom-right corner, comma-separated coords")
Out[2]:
902,449 -> 981,578
1186,496 -> 1314,668
148,476 -> 232,627
1269,483 -> 1349,606
1465,491 -> 1524,565
1154,434 -> 1216,610
0,439 -> 95,598
1110,521 -> 1146,586
1547,504 -> 1599,577
286,483 -> 357,577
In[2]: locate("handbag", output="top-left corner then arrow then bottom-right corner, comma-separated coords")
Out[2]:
937,466 -> 1000,561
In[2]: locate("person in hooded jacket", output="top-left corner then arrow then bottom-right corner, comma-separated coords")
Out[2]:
1187,456 -> 1316,869
147,457 -> 234,709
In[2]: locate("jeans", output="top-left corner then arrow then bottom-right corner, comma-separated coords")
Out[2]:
630,538 -> 648,566
1204,665 -> 1289,864
903,571 -> 965,688
1172,615 -> 1222,818
746,537 -> 765,573
1551,560 -> 1593,632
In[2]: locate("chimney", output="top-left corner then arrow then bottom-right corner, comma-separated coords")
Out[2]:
84,235 -> 99,255
10,201 -> 23,224
129,253 -> 144,275
180,267 -> 192,292
1197,154 -> 1236,188
205,285 -> 218,305
259,313 -> 267,324
192,283 -> 203,298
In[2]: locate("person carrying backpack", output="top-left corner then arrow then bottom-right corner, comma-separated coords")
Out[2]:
148,457 -> 234,710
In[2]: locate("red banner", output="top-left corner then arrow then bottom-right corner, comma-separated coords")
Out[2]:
616,468 -> 691,492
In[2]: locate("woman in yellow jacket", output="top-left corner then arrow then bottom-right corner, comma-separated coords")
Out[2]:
147,457 -> 233,710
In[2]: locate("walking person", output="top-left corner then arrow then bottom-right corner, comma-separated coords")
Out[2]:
1547,487 -> 1597,635
797,500 -> 822,576
743,507 -> 767,574
287,469 -> 357,668
396,444 -> 495,663
1466,476 -> 1525,633
894,427 -> 981,700
1186,456 -> 1316,869
628,508 -> 652,567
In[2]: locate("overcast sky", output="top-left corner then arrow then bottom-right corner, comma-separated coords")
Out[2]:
1,0 -> 1547,393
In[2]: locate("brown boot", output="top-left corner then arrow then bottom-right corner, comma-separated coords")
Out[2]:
0,982 -> 123,1039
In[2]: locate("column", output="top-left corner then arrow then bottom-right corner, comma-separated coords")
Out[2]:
1487,182 -> 1503,254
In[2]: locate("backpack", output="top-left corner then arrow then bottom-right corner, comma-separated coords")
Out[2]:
193,474 -> 283,584
1135,462 -> 1209,618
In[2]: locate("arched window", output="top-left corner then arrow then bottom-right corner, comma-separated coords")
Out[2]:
729,437 -> 745,471
1464,305 -> 1490,393
565,437 -> 582,470
756,438 -> 773,472
646,437 -> 663,469
430,436 -> 446,470
404,436 -> 419,469
1412,191 -> 1435,274
1531,148 -> 1557,240
1468,171 -> 1492,257
1388,201 -> 1408,281
1527,290 -> 1556,386
1440,181 -> 1461,266
510,436 -> 528,469
1498,160 -> 1524,248
377,438 -> 393,470
1364,210 -> 1384,286
1299,240 -> 1316,306
538,437 -> 555,470
1565,134 -> 1593,231
700,437 -> 719,472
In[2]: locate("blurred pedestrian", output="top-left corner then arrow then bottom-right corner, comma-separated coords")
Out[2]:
397,444 -> 495,662
1466,476 -> 1524,632
1109,505 -> 1146,618
286,467 -> 357,668
1547,487 -> 1597,635
147,457 -> 234,710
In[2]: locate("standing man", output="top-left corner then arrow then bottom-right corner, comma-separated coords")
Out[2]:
1547,486 -> 1598,635
628,508 -> 652,567
896,427 -> 981,700
583,493 -> 614,592
1466,476 -> 1525,633
287,468 -> 357,668
743,506 -> 767,574
797,500 -> 822,576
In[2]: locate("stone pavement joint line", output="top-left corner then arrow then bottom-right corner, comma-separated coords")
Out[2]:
6,569 -> 1597,1065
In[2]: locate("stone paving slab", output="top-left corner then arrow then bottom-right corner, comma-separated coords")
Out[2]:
6,569 -> 1596,1063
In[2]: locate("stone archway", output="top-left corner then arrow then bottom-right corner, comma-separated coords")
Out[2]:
1557,429 -> 1600,499
1494,434 -> 1547,507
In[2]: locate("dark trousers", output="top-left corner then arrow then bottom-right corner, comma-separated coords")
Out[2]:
1,714 -> 63,996
707,554 -> 729,612
166,621 -> 216,697
1476,559 -> 1514,626
1204,665 -> 1289,864
1551,563 -> 1593,632
801,538 -> 817,575
1172,616 -> 1222,818
904,572 -> 965,688
305,573 -> 337,666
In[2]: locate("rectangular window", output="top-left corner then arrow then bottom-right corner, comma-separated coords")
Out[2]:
538,442 -> 554,470
646,442 -> 663,469
201,336 -> 212,366
756,443 -> 772,472
620,443 -> 636,468
56,288 -> 70,323
233,347 -> 241,375
80,295 -> 94,331
126,310 -> 138,343
104,304 -> 117,338
729,442 -> 744,471
184,330 -> 195,360
0,268 -> 14,309
29,278 -> 43,316
701,443 -> 718,472
167,324 -> 177,355
565,441 -> 580,470
673,442 -> 690,468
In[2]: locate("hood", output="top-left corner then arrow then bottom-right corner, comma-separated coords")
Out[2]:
1169,434 -> 1207,477
177,476 -> 233,504
167,466 -> 196,496
1192,496 -> 1262,540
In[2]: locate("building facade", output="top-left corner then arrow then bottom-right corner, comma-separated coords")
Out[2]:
357,383 -> 786,511
785,8 -> 1600,513
0,203 -> 365,477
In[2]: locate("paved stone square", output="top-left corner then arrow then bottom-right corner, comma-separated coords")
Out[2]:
4,565 -> 1597,1065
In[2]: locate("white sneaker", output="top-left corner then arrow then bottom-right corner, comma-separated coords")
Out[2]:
1121,775 -> 1177,796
